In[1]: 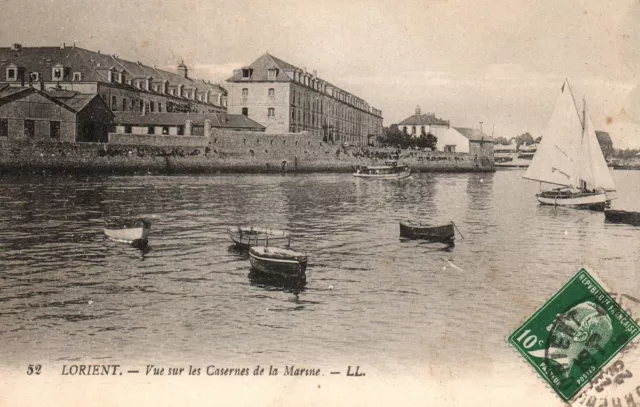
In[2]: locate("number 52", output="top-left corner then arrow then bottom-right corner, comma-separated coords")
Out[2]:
26,364 -> 41,375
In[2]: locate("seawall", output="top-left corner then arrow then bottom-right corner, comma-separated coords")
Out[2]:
0,130 -> 494,175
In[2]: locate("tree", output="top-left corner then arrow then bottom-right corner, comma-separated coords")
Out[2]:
595,131 -> 613,158
494,136 -> 509,145
515,132 -> 534,147
378,124 -> 411,147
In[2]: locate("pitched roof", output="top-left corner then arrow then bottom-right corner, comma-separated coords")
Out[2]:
0,85 -> 108,114
112,111 -> 265,130
453,127 -> 493,142
227,53 -> 298,82
0,85 -> 31,99
0,45 -> 226,104
398,113 -> 450,126
62,93 -> 100,111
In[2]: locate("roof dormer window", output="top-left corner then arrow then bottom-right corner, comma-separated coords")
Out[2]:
267,69 -> 278,80
6,65 -> 18,81
52,64 -> 64,81
73,72 -> 82,81
29,72 -> 40,82
242,68 -> 253,79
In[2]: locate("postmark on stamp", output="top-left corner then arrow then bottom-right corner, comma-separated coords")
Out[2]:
508,268 -> 640,402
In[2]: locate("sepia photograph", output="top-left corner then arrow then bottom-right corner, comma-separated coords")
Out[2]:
1,0 -> 640,405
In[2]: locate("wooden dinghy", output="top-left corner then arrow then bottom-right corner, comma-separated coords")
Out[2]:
104,217 -> 151,247
605,209 -> 640,226
228,226 -> 291,248
399,221 -> 455,243
249,246 -> 307,281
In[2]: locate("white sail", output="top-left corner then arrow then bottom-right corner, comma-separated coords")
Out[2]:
581,106 -> 616,191
523,81 -> 583,187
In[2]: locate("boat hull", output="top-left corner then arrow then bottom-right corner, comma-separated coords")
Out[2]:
537,192 -> 608,211
249,252 -> 307,280
104,227 -> 149,246
399,221 -> 455,242
605,210 -> 640,226
104,217 -> 150,246
353,170 -> 411,180
228,228 -> 290,248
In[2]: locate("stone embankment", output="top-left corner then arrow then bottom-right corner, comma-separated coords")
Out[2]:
0,130 -> 494,175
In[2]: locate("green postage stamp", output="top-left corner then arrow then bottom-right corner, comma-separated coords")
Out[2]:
508,268 -> 640,402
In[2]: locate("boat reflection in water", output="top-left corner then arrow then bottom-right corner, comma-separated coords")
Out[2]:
248,269 -> 307,292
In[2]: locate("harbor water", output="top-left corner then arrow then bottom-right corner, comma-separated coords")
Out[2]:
1,169 -> 639,403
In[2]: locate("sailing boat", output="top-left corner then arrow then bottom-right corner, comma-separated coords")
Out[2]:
523,80 -> 616,211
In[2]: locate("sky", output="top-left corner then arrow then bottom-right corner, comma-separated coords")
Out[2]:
3,0 -> 640,147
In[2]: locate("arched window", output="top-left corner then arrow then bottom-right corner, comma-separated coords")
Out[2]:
111,96 -> 117,110
122,98 -> 127,111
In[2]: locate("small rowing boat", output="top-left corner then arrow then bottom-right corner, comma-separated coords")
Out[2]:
605,209 -> 640,226
353,161 -> 411,180
228,226 -> 291,248
399,221 -> 455,243
104,217 -> 151,247
249,246 -> 307,280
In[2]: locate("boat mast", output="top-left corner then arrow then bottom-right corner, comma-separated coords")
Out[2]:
580,97 -> 587,191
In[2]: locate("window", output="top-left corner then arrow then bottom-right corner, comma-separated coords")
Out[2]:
29,72 -> 40,82
6,68 -> 16,80
24,120 -> 34,138
444,145 -> 456,153
140,100 -> 144,111
158,103 -> 162,113
241,107 -> 248,116
242,88 -> 248,97
50,121 -> 60,139
150,101 -> 155,112
0,118 -> 8,138
267,69 -> 278,80
242,68 -> 252,79
268,88 -> 275,97
122,98 -> 127,111
411,126 -> 416,135
268,108 -> 275,117
111,96 -> 117,110
148,126 -> 155,135
52,67 -> 63,80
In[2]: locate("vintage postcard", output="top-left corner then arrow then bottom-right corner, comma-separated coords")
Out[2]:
1,0 -> 640,406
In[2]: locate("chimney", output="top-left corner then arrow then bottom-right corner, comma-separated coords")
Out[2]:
178,60 -> 188,78
313,70 -> 317,77
415,105 -> 421,115
61,43 -> 66,49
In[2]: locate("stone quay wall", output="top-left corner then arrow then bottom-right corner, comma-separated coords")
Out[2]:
0,129 -> 494,174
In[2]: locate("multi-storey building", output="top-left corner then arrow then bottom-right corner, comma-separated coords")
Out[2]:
0,43 -> 227,115
226,53 -> 383,145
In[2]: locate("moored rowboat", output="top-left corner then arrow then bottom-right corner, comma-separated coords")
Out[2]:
104,217 -> 151,246
228,226 -> 291,248
399,221 -> 455,243
249,246 -> 307,280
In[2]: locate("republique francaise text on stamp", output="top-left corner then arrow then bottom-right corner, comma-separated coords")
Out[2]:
508,268 -> 640,402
